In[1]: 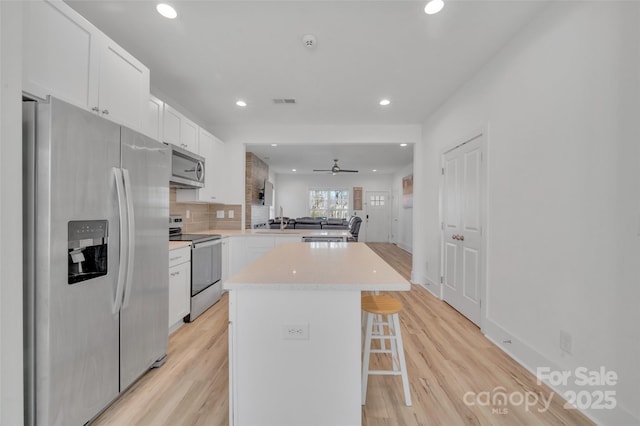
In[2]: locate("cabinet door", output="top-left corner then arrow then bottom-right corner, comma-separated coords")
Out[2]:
208,133 -> 225,201
22,0 -> 100,108
199,129 -> 222,201
181,117 -> 199,153
97,36 -> 150,131
169,262 -> 190,329
145,95 -> 164,141
163,104 -> 181,145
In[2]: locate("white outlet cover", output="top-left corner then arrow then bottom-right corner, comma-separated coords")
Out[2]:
282,323 -> 309,340
228,210 -> 234,219
216,210 -> 224,219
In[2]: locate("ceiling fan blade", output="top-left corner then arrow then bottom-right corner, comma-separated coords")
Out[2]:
339,169 -> 358,173
313,169 -> 332,172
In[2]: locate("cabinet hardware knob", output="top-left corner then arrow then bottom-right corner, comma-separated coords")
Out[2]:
102,109 -> 109,115
92,106 -> 100,112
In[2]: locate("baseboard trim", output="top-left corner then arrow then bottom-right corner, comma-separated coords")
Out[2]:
483,319 -> 639,425
396,242 -> 412,253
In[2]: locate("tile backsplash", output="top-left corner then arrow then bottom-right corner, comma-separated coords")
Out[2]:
170,188 -> 242,232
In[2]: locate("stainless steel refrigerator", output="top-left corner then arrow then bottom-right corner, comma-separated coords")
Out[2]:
23,97 -> 170,425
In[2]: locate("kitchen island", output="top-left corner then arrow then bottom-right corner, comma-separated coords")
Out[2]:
224,242 -> 411,426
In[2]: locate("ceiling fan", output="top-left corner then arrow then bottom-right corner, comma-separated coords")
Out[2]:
313,159 -> 358,174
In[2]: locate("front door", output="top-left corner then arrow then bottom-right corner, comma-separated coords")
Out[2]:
441,135 -> 484,326
365,191 -> 390,242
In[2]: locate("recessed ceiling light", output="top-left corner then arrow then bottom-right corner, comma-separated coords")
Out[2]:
156,3 -> 177,19
379,99 -> 391,106
400,143 -> 408,147
271,143 -> 278,147
372,169 -> 377,172
424,0 -> 444,15
236,100 -> 247,107
292,169 -> 297,172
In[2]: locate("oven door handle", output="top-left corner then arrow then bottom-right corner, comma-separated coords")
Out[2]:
192,239 -> 222,250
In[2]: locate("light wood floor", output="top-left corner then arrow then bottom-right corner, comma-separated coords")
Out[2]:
93,243 -> 592,425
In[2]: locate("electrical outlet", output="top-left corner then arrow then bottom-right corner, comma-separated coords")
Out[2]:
560,330 -> 572,354
186,209 -> 191,219
228,210 -> 234,219
216,210 -> 224,219
282,323 -> 309,340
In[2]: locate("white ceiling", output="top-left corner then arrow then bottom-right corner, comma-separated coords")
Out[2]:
247,143 -> 414,175
66,0 -> 546,173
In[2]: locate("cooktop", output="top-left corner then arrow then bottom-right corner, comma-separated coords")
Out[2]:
169,233 -> 221,243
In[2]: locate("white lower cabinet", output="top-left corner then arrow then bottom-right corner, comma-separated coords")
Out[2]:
169,246 -> 191,334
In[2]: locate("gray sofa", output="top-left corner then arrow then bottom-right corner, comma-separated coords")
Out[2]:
268,216 -> 350,230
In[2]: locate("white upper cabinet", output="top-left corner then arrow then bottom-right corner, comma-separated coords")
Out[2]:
22,0 -> 150,132
97,36 -> 150,130
176,128 -> 225,203
163,103 -> 198,153
163,104 -> 181,145
145,95 -> 164,141
181,117 -> 199,153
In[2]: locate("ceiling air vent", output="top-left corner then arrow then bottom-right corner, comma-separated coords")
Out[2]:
272,98 -> 296,104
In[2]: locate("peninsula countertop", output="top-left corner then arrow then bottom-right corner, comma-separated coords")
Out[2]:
223,241 -> 411,291
193,228 -> 351,239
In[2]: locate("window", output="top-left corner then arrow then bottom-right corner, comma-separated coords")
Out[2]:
370,194 -> 385,206
309,189 -> 350,219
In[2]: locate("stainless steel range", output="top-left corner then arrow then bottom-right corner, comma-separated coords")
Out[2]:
169,216 -> 222,321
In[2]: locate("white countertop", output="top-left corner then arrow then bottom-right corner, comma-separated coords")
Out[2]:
224,242 -> 411,291
193,228 -> 350,238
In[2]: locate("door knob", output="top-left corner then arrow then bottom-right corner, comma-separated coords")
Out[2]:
460,235 -> 465,241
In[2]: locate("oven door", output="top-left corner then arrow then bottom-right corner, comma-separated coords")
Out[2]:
191,239 -> 222,296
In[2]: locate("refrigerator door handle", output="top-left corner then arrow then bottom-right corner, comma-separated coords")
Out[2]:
113,167 -> 128,314
121,168 -> 136,309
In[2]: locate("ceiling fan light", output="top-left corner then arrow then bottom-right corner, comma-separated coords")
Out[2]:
156,3 -> 177,19
424,0 -> 444,15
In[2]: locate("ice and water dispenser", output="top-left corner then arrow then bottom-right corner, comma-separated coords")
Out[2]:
68,220 -> 108,284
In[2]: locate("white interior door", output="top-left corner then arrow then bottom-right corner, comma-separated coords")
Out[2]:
365,191 -> 390,242
441,135 -> 484,326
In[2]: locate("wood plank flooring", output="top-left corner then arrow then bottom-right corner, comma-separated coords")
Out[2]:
93,243 -> 592,425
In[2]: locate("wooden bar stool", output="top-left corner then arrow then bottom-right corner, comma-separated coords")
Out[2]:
361,295 -> 412,406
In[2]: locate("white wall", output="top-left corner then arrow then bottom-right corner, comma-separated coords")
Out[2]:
392,164 -> 413,252
415,2 -> 640,423
275,172 -> 395,242
0,2 -> 24,425
218,124 -> 421,230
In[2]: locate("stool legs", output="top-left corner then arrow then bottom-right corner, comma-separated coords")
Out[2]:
392,312 -> 411,406
362,312 -> 374,405
361,311 -> 412,406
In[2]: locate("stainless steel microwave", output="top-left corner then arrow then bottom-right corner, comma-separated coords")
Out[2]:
168,144 -> 205,189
